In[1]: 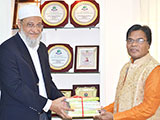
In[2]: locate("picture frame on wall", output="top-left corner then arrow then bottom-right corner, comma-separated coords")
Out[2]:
74,45 -> 99,72
73,84 -> 100,98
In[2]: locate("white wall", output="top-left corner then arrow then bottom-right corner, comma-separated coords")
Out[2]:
0,0 -> 13,44
0,0 -> 143,107
100,0 -> 141,105
0,0 -> 13,97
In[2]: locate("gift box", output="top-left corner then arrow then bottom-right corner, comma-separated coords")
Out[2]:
65,96 -> 101,118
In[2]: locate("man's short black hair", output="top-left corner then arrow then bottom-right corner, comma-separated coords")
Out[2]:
126,24 -> 152,46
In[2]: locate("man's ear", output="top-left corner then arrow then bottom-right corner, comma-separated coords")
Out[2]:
17,19 -> 21,29
148,44 -> 150,49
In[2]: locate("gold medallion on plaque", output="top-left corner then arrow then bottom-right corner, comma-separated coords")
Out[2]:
41,1 -> 69,28
70,0 -> 99,27
48,44 -> 73,72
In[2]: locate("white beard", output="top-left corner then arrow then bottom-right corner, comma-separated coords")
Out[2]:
20,28 -> 41,48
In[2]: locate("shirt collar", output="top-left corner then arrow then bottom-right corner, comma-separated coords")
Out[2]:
130,53 -> 150,65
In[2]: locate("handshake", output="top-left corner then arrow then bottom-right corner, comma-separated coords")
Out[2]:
50,96 -> 101,119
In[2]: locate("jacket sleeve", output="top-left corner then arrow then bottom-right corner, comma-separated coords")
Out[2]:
104,102 -> 114,113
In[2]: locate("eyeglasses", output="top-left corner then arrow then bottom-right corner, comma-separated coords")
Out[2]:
22,22 -> 43,29
126,38 -> 147,44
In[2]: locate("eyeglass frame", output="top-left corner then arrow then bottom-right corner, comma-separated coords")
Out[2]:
20,20 -> 43,29
126,38 -> 148,44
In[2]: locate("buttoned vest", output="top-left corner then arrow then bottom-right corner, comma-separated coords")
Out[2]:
114,54 -> 160,120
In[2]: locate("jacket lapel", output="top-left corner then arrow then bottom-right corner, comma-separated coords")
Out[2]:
37,44 -> 50,97
15,33 -> 39,83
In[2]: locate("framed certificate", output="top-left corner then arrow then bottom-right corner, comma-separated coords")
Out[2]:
74,46 -> 99,72
73,84 -> 100,98
40,1 -> 69,28
48,44 -> 73,72
70,0 -> 100,27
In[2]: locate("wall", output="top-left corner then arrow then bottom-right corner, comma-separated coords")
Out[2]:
0,0 -> 12,44
100,0 -> 141,105
0,0 -> 143,107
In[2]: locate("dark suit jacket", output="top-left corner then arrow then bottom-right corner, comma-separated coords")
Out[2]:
0,33 -> 63,120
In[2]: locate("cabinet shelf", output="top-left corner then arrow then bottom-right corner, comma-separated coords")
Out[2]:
51,72 -> 100,74
12,26 -> 100,30
44,26 -> 100,30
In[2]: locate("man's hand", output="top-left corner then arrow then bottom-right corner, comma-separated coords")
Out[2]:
50,97 -> 73,119
94,109 -> 113,120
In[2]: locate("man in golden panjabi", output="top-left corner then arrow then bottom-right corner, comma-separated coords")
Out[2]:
95,24 -> 160,120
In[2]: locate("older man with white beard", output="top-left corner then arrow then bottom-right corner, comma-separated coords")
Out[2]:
0,5 -> 72,120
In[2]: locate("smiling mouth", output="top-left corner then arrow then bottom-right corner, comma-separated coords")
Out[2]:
30,33 -> 39,36
130,48 -> 138,53
29,34 -> 39,38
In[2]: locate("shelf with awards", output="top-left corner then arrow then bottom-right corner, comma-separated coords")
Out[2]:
12,0 -> 100,29
47,44 -> 99,73
43,21 -> 100,74
39,0 -> 100,28
42,26 -> 100,30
